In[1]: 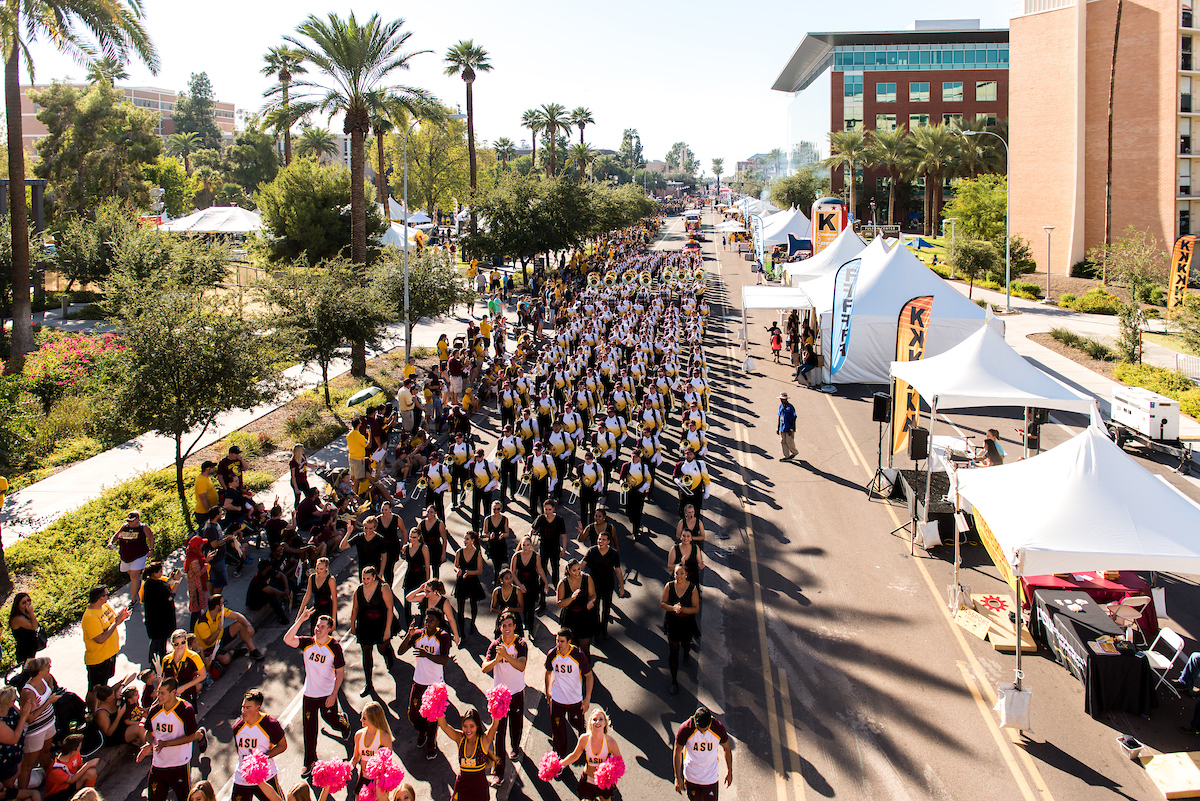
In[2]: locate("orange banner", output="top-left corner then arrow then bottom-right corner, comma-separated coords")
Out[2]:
975,514 -> 1016,592
1170,235 -> 1197,312
892,295 -> 934,456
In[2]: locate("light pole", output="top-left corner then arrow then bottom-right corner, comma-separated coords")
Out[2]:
960,129 -> 1010,311
402,112 -> 466,360
1042,226 -> 1056,303
942,216 -> 958,277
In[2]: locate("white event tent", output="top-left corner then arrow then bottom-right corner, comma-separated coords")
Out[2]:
783,226 -> 866,283
380,222 -> 421,247
761,207 -> 812,248
957,425 -> 1200,577
160,206 -> 261,233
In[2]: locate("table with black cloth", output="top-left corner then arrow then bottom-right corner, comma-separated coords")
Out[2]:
1033,589 -> 1156,718
895,469 -> 956,542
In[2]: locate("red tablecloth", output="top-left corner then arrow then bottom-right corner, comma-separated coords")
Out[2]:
1021,572 -> 1159,640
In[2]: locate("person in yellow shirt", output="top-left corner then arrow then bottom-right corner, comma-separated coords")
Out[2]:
347,419 -> 368,482
82,584 -> 131,689
193,461 -> 220,528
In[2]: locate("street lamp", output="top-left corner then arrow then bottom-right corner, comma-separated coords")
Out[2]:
1041,226 -> 1056,303
942,216 -> 958,277
402,112 -> 467,360
869,198 -> 876,228
960,129 -> 1011,311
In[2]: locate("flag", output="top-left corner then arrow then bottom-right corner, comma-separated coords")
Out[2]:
892,295 -> 935,455
1169,235 -> 1197,311
828,258 -> 863,375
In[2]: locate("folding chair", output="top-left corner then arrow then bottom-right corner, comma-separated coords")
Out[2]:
1106,596 -> 1152,645
1145,626 -> 1187,698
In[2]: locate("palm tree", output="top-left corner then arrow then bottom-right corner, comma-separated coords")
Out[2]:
261,45 -> 308,167
569,106 -> 594,144
296,126 -> 339,163
767,147 -> 785,179
167,131 -> 201,175
823,130 -> 868,224
570,142 -> 594,183
443,40 -> 491,201
521,108 -> 541,174
865,128 -> 913,226
593,155 -> 615,182
493,137 -> 516,168
712,158 -> 723,200
86,56 -> 128,86
911,124 -> 957,237
2,0 -> 158,375
538,102 -> 568,177
194,165 -> 218,208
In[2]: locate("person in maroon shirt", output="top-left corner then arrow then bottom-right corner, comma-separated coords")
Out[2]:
109,510 -> 154,606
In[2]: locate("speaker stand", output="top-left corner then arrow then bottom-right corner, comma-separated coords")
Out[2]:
866,418 -> 892,500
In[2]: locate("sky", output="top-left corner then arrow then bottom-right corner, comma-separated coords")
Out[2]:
21,0 -> 1011,175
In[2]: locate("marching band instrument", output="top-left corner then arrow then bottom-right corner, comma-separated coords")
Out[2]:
604,271 -> 617,287
587,271 -> 601,288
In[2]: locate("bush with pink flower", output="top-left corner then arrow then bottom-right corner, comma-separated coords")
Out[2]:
22,330 -> 125,411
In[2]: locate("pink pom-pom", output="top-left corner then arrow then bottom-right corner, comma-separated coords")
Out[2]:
419,682 -> 449,722
537,751 -> 563,781
487,685 -> 512,720
594,754 -> 626,790
364,748 -> 405,792
312,759 -> 354,792
240,751 -> 270,785
356,781 -> 376,801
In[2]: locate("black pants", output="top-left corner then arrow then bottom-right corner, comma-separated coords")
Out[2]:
595,583 -> 615,635
539,547 -> 560,607
86,656 -> 116,691
626,488 -> 647,534
472,487 -> 493,532
500,460 -> 518,503
677,487 -> 703,518
302,694 -> 346,766
549,699 -> 584,757
424,488 -> 445,521
553,457 -> 572,499
493,691 -> 525,773
500,406 -> 516,429
529,477 -> 549,517
360,640 -> 394,690
451,466 -> 468,501
598,456 -> 615,487
580,485 -> 601,524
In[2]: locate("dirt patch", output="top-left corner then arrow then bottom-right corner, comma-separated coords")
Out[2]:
1028,332 -> 1119,381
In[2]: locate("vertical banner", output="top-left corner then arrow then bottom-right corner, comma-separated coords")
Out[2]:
810,197 -> 848,255
751,213 -> 765,265
1170,234 -> 1197,311
828,258 -> 863,375
892,295 -> 935,455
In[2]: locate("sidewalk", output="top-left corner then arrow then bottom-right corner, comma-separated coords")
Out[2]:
1,301 -> 488,543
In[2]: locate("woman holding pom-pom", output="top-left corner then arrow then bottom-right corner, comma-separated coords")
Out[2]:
435,707 -> 500,801
349,702 -> 392,797
561,708 -> 623,799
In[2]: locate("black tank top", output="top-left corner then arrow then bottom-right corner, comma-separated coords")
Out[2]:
420,519 -> 442,551
562,575 -> 592,614
494,585 -> 521,613
671,543 -> 701,583
356,583 -> 387,624
311,574 -> 334,614
403,543 -> 427,588
515,552 -> 539,587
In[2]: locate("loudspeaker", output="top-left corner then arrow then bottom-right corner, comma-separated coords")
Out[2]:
908,426 -> 929,461
872,392 -> 891,423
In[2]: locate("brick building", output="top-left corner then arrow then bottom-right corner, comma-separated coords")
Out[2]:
1010,0 -> 1184,277
772,20 -> 1009,224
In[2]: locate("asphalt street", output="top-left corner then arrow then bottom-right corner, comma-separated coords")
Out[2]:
108,210 -> 1200,801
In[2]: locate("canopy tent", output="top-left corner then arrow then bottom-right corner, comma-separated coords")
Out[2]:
889,325 -> 1097,416
381,198 -> 406,222
761,207 -> 813,248
682,209 -> 702,218
809,236 -> 997,384
380,221 -> 421,247
957,425 -> 1200,577
905,236 -> 934,249
741,285 -> 813,310
160,206 -> 261,233
714,220 -> 746,233
406,210 -> 432,225
782,225 -> 866,283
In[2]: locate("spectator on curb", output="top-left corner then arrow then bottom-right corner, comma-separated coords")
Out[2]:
141,563 -> 181,666
194,596 -> 264,667
346,420 -> 368,485
245,561 -> 290,626
216,445 -> 247,491
108,511 -> 154,607
193,462 -> 219,529
8,594 -> 40,666
82,586 -> 130,690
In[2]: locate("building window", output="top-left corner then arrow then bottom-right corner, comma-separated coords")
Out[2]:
910,82 -> 929,102
876,82 -> 896,103
977,113 -> 998,128
844,74 -> 863,101
943,113 -> 964,128
1182,161 -> 1192,195
976,81 -> 997,102
1185,77 -> 1194,112
1182,208 -> 1192,236
943,82 -> 964,102
877,177 -> 890,190
844,107 -> 863,131
875,114 -> 897,131
909,113 -> 930,129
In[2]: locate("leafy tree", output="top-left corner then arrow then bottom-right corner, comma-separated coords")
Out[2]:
443,40 -> 492,201
948,239 -> 1000,298
570,143 -> 594,182
255,157 -> 386,264
106,267 -> 287,529
215,182 -> 253,209
142,158 -> 197,218
296,126 -> 339,163
911,123 -> 957,237
941,173 -> 1007,245
191,148 -> 223,172
1,0 -> 158,375
86,56 -> 128,86
173,72 -> 223,151
102,224 -> 229,290
400,113 -> 469,216
618,129 -> 645,171
285,10 -> 431,376
370,247 -> 474,344
226,118 -> 280,193
261,45 -> 308,167
767,147 -> 785,178
666,142 -> 699,177
769,166 -> 827,212
1086,225 -> 1169,303
261,257 -> 391,405
823,129 -> 867,223
29,82 -> 163,220
193,166 -> 219,209
167,132 -> 201,175
52,199 -> 137,290
1009,234 -> 1037,278
569,107 -> 593,144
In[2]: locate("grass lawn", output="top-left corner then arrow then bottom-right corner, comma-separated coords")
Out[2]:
1143,330 -> 1200,358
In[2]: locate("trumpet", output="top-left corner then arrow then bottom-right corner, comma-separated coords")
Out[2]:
417,477 -> 428,489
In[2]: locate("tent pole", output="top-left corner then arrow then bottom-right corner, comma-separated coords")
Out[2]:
953,488 -> 961,605
1015,564 -> 1025,692
923,397 -> 938,525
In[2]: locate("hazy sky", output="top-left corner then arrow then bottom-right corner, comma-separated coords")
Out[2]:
20,0 -> 1010,173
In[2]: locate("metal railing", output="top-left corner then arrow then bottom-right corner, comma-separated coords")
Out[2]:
1177,353 -> 1200,384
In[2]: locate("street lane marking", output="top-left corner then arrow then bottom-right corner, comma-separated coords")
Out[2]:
956,662 -> 1037,801
834,425 -> 860,467
778,668 -> 807,801
823,392 -> 1055,801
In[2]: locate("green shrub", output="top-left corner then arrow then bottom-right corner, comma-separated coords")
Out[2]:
1148,285 -> 1167,306
42,436 -> 104,467
284,402 -> 322,439
930,261 -> 951,279
64,304 -> 107,321
300,422 -> 346,451
1081,338 -> 1114,360
1114,363 -> 1200,418
1012,281 -> 1043,299
31,395 -> 97,457
1058,293 -> 1077,306
220,430 -> 265,458
974,298 -> 987,308
1071,259 -> 1101,279
1060,287 -> 1123,315
1050,327 -> 1084,348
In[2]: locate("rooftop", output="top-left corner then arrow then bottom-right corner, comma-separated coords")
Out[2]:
771,20 -> 1009,93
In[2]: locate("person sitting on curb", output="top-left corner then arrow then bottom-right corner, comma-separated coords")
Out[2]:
194,595 -> 265,674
